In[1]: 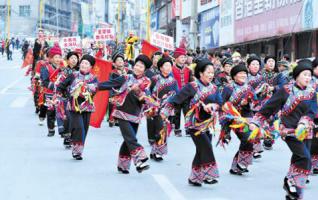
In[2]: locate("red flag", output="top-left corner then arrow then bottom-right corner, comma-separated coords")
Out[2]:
95,49 -> 103,59
90,58 -> 112,128
21,49 -> 34,68
49,68 -> 60,82
141,40 -> 160,59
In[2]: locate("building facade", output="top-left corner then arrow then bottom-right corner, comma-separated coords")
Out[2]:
0,0 -> 39,38
0,0 -> 104,38
218,0 -> 318,60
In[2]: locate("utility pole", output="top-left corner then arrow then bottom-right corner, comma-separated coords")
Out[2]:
56,0 -> 59,36
39,0 -> 44,30
189,0 -> 198,49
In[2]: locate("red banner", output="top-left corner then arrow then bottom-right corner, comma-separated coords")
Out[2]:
90,58 -> 112,128
21,49 -> 33,68
141,40 -> 160,59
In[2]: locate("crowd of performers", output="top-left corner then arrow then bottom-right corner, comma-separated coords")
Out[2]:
26,41 -> 318,200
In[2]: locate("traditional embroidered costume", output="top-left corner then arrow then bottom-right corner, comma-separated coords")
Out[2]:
252,60 -> 317,199
162,59 -> 222,186
221,63 -> 256,175
56,55 -> 98,160
98,55 -> 153,173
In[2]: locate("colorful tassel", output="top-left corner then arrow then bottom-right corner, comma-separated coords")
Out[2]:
295,126 -> 308,142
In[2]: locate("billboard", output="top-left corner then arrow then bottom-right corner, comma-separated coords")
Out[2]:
176,22 -> 191,49
181,0 -> 191,19
199,7 -> 219,49
302,0 -> 318,31
151,12 -> 158,31
234,0 -> 304,43
219,0 -> 234,46
172,0 -> 181,18
198,0 -> 219,13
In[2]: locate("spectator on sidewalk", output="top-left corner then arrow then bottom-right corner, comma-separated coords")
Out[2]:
21,40 -> 29,60
7,40 -> 13,61
1,39 -> 4,56
16,38 -> 20,50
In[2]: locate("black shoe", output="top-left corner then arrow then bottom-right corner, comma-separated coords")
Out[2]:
117,167 -> 129,174
109,122 -> 114,127
253,152 -> 262,159
185,130 -> 191,137
188,179 -> 202,187
63,138 -> 72,149
47,131 -> 55,137
150,153 -> 163,161
263,139 -> 273,150
313,168 -> 318,174
72,154 -> 83,160
283,177 -> 299,199
148,139 -> 155,145
174,130 -> 182,137
306,179 -> 310,184
285,195 -> 298,200
237,164 -> 249,173
35,108 -> 39,114
229,169 -> 243,176
203,178 -> 218,184
136,159 -> 150,173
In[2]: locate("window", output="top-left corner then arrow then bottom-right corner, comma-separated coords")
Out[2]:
19,5 -> 31,17
0,5 -> 11,18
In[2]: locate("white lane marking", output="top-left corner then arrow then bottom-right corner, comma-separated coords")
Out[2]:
152,174 -> 186,200
0,77 -> 24,94
10,96 -> 30,108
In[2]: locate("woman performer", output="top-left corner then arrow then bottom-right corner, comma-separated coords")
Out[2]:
221,63 -> 256,175
149,56 -> 178,161
161,59 -> 222,186
250,59 -> 317,200
56,54 -> 98,160
98,55 -> 153,174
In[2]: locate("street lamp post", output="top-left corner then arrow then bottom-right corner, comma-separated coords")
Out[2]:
39,0 -> 44,30
112,0 -> 126,42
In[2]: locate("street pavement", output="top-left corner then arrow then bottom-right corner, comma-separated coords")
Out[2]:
0,52 -> 317,200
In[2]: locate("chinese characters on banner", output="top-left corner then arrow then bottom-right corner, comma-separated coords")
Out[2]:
234,0 -> 303,43
150,32 -> 174,50
94,28 -> 115,42
235,0 -> 302,20
60,36 -> 81,49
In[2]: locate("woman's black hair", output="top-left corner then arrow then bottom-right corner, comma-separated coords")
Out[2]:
194,59 -> 213,79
